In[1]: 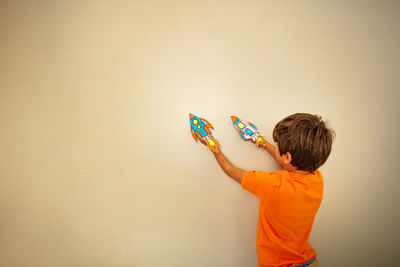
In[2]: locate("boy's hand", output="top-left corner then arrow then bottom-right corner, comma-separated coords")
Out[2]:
255,136 -> 267,148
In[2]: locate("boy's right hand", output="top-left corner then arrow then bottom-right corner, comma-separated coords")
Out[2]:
255,136 -> 267,147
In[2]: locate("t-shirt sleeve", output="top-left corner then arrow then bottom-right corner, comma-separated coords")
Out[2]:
241,170 -> 279,202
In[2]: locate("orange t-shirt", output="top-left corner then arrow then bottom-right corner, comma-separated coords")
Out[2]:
241,169 -> 323,267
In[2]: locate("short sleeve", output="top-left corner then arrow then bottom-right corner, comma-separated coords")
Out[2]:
241,170 -> 279,202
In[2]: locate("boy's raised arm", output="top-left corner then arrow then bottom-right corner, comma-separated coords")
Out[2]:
211,139 -> 279,184
260,140 -> 279,163
213,150 -> 247,184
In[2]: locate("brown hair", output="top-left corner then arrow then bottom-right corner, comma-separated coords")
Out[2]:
272,113 -> 335,173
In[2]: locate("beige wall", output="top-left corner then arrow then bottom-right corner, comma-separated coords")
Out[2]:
0,1 -> 399,266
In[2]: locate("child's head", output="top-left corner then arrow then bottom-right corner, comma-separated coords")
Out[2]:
273,113 -> 334,173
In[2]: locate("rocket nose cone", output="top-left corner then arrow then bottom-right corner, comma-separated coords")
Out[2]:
231,116 -> 238,122
189,113 -> 194,119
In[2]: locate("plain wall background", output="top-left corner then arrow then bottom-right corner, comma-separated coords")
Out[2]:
0,1 -> 399,266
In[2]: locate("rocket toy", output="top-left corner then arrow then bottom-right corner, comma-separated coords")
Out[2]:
231,115 -> 266,147
189,113 -> 220,153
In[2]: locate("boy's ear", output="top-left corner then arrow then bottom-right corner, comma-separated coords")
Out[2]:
283,152 -> 292,164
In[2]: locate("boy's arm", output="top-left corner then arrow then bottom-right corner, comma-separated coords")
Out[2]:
260,140 -> 279,162
213,150 -> 247,184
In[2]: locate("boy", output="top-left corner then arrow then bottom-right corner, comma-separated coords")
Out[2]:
209,113 -> 334,267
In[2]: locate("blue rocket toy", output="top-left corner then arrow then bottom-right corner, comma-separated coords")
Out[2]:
189,113 -> 220,153
231,115 -> 266,147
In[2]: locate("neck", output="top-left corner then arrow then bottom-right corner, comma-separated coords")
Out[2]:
292,169 -> 311,174
285,165 -> 311,174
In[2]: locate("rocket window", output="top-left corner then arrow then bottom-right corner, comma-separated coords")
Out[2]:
245,128 -> 253,135
238,122 -> 245,129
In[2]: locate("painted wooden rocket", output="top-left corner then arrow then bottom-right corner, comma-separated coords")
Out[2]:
189,113 -> 220,153
231,115 -> 266,147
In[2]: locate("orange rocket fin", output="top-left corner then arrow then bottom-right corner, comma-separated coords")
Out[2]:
190,126 -> 198,142
200,118 -> 213,129
195,131 -> 203,142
